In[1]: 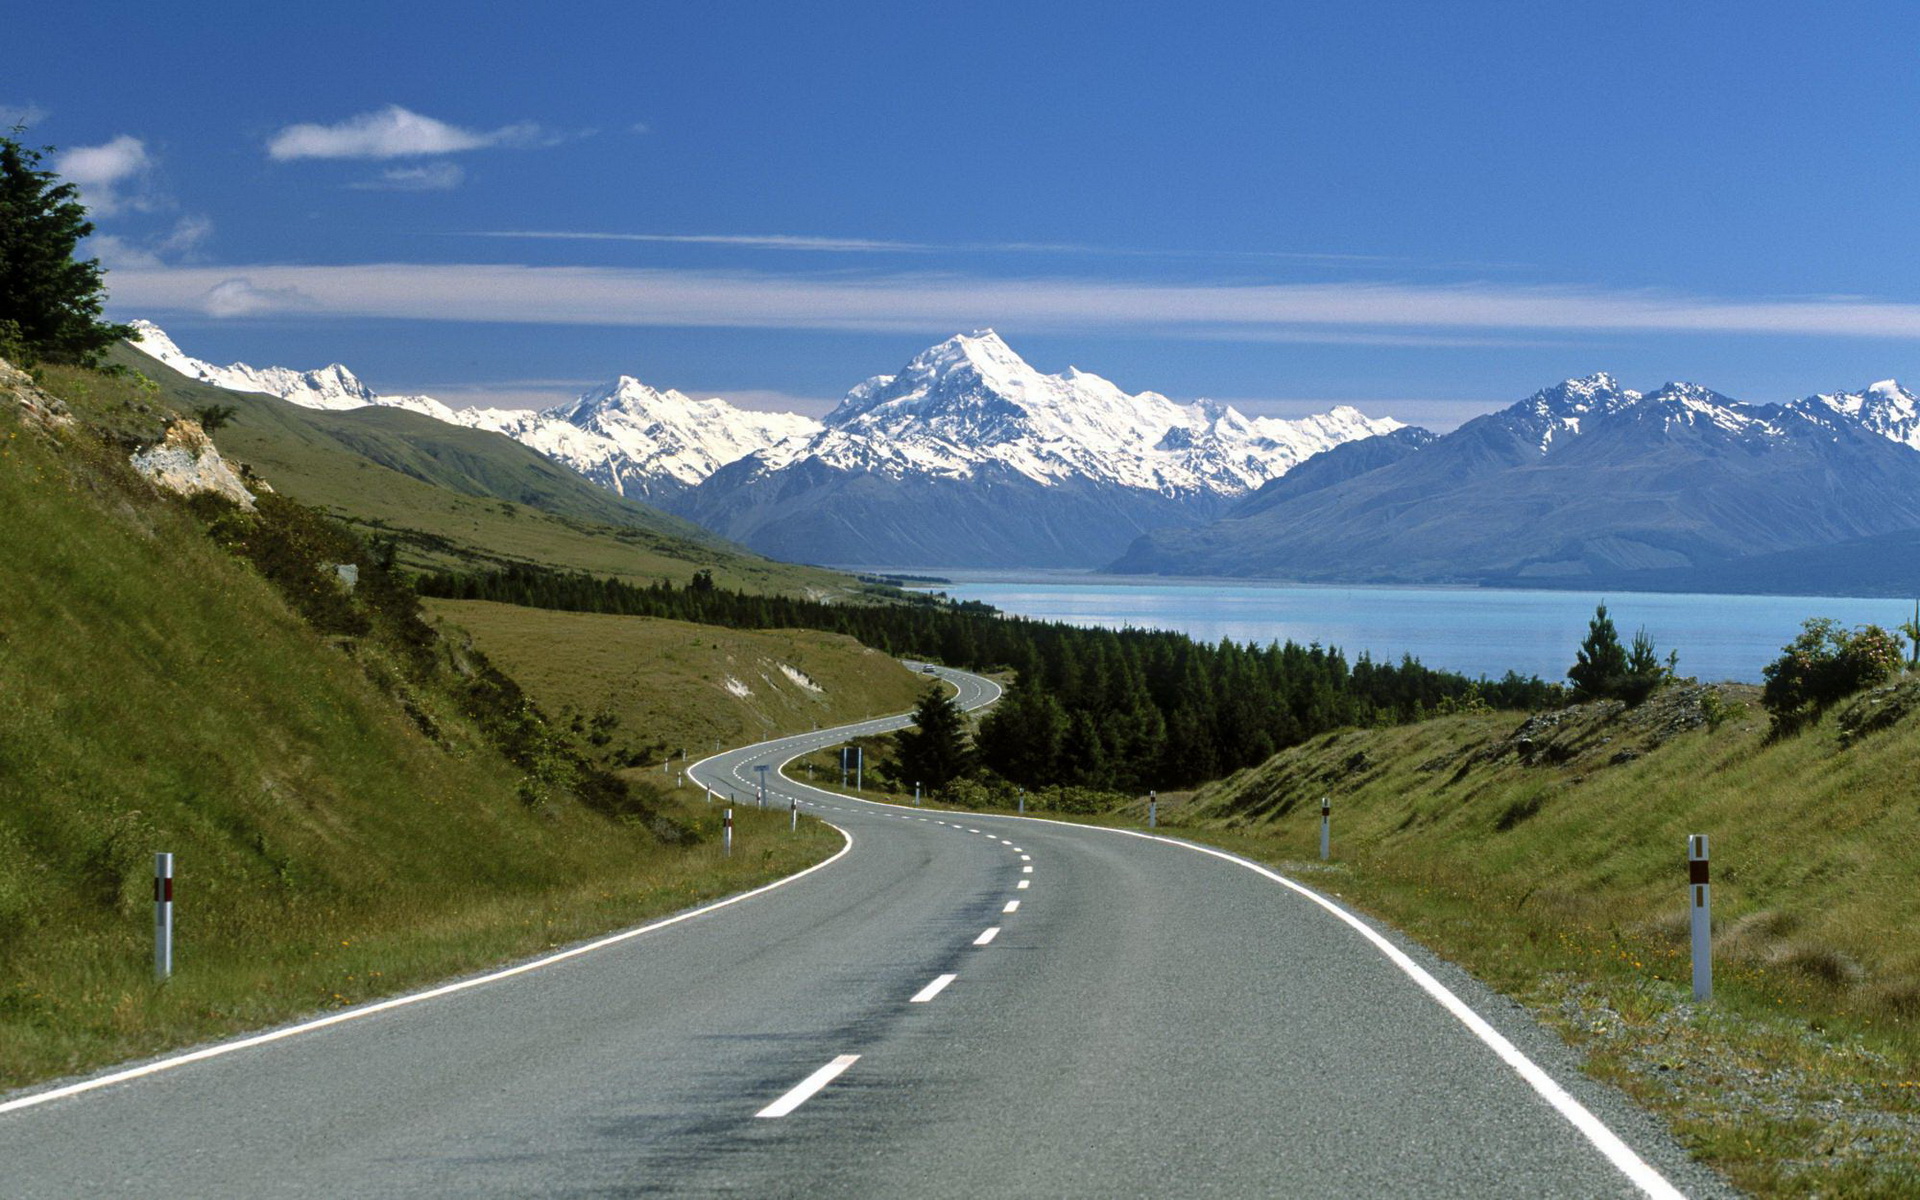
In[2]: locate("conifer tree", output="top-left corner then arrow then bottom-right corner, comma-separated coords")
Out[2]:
0,136 -> 131,366
1567,603 -> 1629,700
894,683 -> 973,792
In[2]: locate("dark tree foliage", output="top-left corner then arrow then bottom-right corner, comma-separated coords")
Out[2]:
420,564 -> 1566,790
1567,603 -> 1629,700
1761,618 -> 1905,735
0,137 -> 132,367
894,684 -> 973,793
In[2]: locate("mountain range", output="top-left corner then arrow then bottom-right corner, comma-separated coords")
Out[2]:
1111,372 -> 1920,590
129,324 -> 1399,567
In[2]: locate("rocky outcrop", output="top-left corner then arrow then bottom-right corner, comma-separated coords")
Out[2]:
129,417 -> 257,510
0,356 -> 74,431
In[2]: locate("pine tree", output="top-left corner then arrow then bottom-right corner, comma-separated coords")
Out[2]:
0,136 -> 132,366
1568,603 -> 1630,701
894,683 -> 973,793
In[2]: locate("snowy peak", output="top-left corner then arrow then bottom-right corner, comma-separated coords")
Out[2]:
131,319 -> 378,411
1793,379 -> 1920,450
773,330 -> 1402,497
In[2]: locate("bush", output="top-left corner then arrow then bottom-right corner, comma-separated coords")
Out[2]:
1761,619 -> 1905,734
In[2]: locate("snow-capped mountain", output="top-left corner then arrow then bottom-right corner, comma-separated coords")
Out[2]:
1112,370 -> 1920,585
760,330 -> 1398,496
675,331 -> 1403,567
128,322 -> 817,501
1791,379 -> 1920,450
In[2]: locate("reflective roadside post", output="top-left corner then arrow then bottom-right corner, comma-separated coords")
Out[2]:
1320,797 -> 1331,861
1148,790 -> 1157,829
724,809 -> 733,857
1689,834 -> 1712,1002
154,853 -> 174,981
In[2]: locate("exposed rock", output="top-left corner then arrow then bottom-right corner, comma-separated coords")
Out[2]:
129,418 -> 257,511
0,356 -> 73,431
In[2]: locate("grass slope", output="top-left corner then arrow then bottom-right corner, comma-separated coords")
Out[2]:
0,365 -> 836,1090
426,600 -> 927,770
1171,683 -> 1920,1196
74,345 -> 848,597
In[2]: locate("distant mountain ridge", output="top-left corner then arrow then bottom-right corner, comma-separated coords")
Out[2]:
128,321 -> 818,502
1111,371 -> 1920,589
675,331 -> 1402,566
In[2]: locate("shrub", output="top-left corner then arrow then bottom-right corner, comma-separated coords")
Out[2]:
1568,604 -> 1669,705
1761,618 -> 1905,734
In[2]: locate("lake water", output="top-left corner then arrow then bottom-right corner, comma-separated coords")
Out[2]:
912,570 -> 1918,684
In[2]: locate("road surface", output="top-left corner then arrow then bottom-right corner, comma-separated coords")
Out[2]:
0,664 -> 1728,1197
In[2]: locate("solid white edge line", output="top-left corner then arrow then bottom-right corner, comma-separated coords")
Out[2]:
755,1053 -> 861,1118
910,974 -> 959,1003
0,824 -> 858,1118
973,926 -> 1000,946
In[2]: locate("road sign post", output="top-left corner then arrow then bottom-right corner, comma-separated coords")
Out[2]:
1689,834 -> 1712,1002
153,852 -> 173,981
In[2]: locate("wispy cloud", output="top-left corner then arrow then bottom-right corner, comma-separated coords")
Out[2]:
92,214 -> 213,269
1,102 -> 48,128
104,262 -> 1920,343
267,105 -> 549,160
349,162 -> 467,191
198,277 -> 315,318
459,229 -> 1415,264
54,135 -> 155,215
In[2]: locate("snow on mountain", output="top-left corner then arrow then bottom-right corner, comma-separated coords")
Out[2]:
754,330 -> 1399,497
1792,379 -> 1920,450
126,321 -> 818,499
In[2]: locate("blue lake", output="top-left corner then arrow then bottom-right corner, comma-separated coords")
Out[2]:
914,571 -> 1918,684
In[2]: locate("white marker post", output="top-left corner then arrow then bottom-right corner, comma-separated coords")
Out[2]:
724,809 -> 734,858
1148,790 -> 1157,829
790,794 -> 798,833
1018,788 -> 1025,815
855,746 -> 863,793
1320,797 -> 1331,861
704,785 -> 712,805
914,781 -> 921,807
1689,834 -> 1712,1002
153,853 -> 174,981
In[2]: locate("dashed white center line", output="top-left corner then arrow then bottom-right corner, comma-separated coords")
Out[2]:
1021,865 -> 1032,874
973,926 -> 1000,946
1017,880 -> 1029,889
1003,901 -> 1020,914
1000,839 -> 1012,845
967,828 -> 980,833
756,1054 -> 861,1119
1019,854 -> 1030,861
910,974 -> 958,1003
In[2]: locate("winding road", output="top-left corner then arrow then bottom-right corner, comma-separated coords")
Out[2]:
0,664 -> 1729,1197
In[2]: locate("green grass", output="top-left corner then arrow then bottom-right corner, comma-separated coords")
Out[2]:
424,600 -> 928,766
1154,684 -> 1920,1196
0,369 -> 839,1090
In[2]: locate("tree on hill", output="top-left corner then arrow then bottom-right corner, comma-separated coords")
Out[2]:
0,135 -> 132,367
894,683 -> 974,793
1568,603 -> 1668,704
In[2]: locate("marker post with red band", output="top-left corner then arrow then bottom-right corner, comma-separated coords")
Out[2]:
153,852 -> 174,981
1148,791 -> 1157,829
724,809 -> 734,858
790,793 -> 798,833
1689,834 -> 1711,1002
1320,797 -> 1331,861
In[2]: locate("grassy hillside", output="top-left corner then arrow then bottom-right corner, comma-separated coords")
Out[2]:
61,345 -> 850,597
426,600 -> 928,768
0,362 -> 837,1090
1170,683 -> 1920,1196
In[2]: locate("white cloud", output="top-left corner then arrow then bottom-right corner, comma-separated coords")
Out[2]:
200,277 -> 313,318
103,262 -> 1920,344
349,162 -> 466,191
630,122 -> 651,135
54,135 -> 154,215
267,105 -> 547,160
0,102 -> 49,128
91,214 -> 213,269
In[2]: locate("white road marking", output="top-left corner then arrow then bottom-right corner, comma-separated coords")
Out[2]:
968,828 -> 980,833
1019,854 -> 1030,861
1021,865 -> 1032,873
1000,839 -> 1012,845
756,1054 -> 861,1118
1017,880 -> 1029,889
1003,901 -> 1020,914
910,974 -> 958,1003
0,824 -> 860,1118
973,926 -> 1000,945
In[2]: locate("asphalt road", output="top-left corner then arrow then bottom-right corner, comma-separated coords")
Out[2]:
0,664 -> 1731,1198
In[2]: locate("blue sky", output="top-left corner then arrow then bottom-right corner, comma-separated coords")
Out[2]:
12,1 -> 1920,427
